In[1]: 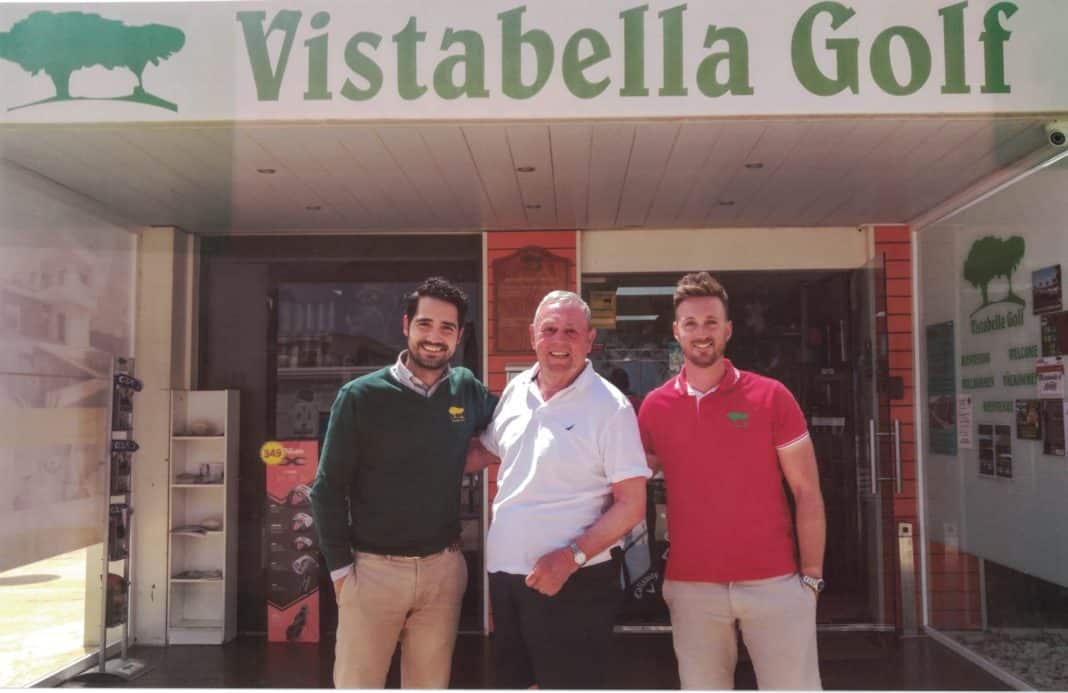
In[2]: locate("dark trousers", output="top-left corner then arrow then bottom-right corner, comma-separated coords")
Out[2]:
489,560 -> 620,689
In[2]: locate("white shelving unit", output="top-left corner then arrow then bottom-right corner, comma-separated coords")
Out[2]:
167,389 -> 239,645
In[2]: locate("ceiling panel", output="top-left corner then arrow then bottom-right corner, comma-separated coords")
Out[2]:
548,123 -> 592,229
462,125 -> 525,229
616,124 -> 678,228
506,125 -> 557,229
644,123 -> 722,227
676,121 -> 765,225
419,125 -> 496,228
587,123 -> 635,229
0,115 -> 1051,236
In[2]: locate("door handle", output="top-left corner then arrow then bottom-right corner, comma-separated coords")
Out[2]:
869,418 -> 902,495
893,418 -> 902,495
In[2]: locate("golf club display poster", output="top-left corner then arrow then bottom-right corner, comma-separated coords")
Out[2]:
265,440 -> 320,643
1042,399 -> 1066,456
995,425 -> 1013,478
978,424 -> 995,476
926,322 -> 957,455
1041,311 -> 1068,357
1015,399 -> 1042,440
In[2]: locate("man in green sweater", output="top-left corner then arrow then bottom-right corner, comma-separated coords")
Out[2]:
310,276 -> 496,688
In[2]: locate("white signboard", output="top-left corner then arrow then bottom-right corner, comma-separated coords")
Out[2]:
1,0 -> 1067,123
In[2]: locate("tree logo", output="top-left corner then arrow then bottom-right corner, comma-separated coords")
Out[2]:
962,235 -> 1026,317
0,11 -> 185,112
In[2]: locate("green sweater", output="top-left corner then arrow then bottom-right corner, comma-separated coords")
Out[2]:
310,366 -> 496,571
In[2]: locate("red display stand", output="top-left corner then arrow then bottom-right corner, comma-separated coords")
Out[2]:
265,440 -> 321,642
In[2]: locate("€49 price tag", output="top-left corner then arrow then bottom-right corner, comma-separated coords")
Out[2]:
260,440 -> 285,466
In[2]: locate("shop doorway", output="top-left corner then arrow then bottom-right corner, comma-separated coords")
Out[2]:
198,234 -> 485,635
582,266 -> 893,628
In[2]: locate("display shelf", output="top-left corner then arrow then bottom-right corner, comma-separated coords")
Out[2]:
168,580 -> 228,645
167,389 -> 239,646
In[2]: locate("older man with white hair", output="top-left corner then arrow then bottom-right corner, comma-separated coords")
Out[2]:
471,290 -> 649,689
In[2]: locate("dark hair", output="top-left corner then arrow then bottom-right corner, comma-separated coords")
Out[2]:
673,272 -> 729,318
405,276 -> 469,325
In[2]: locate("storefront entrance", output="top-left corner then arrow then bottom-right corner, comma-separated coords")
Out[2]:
582,264 -> 896,628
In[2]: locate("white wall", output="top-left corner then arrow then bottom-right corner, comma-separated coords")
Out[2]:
581,226 -> 871,274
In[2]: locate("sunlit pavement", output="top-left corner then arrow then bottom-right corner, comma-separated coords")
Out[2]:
0,548 -> 93,687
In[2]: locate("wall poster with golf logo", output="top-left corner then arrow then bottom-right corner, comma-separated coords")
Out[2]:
264,440 -> 320,643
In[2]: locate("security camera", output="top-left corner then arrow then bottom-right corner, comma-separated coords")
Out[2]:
1046,121 -> 1068,148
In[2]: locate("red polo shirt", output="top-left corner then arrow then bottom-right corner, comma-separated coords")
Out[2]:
638,360 -> 809,583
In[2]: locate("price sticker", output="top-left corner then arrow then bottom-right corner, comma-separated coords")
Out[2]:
260,440 -> 285,466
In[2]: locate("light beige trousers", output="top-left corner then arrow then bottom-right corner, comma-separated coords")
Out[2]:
663,573 -> 821,690
334,548 -> 467,689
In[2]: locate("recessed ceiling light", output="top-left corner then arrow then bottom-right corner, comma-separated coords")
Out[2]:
305,205 -> 322,211
744,162 -> 764,169
257,168 -> 276,174
718,200 -> 735,206
525,203 -> 541,209
517,166 -> 536,173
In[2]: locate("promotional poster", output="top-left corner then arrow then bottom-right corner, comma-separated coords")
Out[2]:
264,440 -> 321,643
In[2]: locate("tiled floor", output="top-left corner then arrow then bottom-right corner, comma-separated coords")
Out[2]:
71,631 -> 1012,689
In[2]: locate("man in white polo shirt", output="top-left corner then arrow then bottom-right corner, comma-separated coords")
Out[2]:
476,290 -> 649,689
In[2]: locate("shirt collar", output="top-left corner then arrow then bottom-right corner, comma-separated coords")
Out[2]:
391,350 -> 451,397
525,359 -> 595,401
674,358 -> 739,397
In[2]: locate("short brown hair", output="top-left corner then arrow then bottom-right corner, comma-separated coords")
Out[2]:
673,272 -> 729,317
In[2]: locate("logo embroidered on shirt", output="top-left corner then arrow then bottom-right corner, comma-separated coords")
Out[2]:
448,406 -> 465,423
727,411 -> 749,428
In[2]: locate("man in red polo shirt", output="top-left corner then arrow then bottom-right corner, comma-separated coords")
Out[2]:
638,272 -> 826,690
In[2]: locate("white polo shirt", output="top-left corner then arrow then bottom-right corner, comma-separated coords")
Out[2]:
481,361 -> 651,575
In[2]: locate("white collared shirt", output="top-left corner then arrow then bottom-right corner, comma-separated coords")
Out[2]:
480,361 -> 651,574
390,350 -> 451,397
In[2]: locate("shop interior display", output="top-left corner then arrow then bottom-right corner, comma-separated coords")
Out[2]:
167,390 -> 240,645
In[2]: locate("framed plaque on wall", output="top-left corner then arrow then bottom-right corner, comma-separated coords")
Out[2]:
493,246 -> 571,353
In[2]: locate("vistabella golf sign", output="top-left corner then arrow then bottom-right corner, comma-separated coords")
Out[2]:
0,0 -> 1059,120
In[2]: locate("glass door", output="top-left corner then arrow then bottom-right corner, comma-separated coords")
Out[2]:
844,252 -> 897,626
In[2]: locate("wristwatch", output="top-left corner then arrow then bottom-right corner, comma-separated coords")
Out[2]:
568,541 -> 588,566
800,575 -> 826,594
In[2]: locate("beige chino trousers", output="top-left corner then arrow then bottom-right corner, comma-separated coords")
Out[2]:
664,573 -> 821,690
334,548 -> 467,688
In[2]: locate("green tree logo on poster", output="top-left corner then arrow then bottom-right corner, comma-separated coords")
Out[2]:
962,235 -> 1026,316
0,11 -> 185,112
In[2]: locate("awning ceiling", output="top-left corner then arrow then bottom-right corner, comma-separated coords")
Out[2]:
0,115 -> 1051,235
